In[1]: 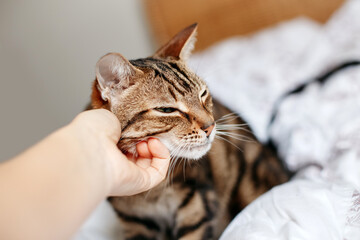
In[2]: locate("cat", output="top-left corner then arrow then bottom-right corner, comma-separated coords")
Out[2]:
90,23 -> 289,240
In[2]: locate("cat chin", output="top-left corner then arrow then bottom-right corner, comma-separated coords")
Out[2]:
177,143 -> 212,160
157,134 -> 215,160
121,131 -> 216,160
120,136 -> 213,160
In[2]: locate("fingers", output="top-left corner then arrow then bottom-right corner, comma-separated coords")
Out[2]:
147,138 -> 170,178
136,141 -> 152,159
136,138 -> 170,162
111,138 -> 171,196
135,141 -> 152,168
135,138 -> 170,188
147,138 -> 170,160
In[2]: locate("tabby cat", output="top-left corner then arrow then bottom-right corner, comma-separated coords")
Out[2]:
91,24 -> 289,240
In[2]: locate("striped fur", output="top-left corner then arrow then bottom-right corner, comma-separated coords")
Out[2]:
91,24 -> 289,239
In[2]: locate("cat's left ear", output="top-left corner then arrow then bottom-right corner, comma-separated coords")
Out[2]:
95,53 -> 143,101
154,23 -> 198,60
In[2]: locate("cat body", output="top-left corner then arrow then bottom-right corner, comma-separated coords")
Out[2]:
91,24 -> 288,239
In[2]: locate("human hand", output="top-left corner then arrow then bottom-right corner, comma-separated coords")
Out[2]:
68,109 -> 171,196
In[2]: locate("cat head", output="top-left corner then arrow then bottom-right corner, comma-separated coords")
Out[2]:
91,24 -> 215,159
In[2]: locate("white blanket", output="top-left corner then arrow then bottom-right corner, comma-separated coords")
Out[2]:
75,1 -> 360,239
189,0 -> 360,239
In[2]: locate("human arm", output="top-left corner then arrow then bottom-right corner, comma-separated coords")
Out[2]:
0,109 -> 170,240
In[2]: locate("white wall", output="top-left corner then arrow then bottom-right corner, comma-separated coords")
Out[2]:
0,0 -> 154,160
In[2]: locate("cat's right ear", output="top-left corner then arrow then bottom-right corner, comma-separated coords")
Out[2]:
95,53 -> 142,101
154,23 -> 198,60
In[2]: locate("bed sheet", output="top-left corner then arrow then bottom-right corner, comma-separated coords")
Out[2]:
189,0 -> 360,239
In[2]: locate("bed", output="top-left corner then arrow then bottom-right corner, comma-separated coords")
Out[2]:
145,0 -> 360,238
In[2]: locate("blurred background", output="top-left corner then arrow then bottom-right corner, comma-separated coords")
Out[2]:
0,0 -> 344,161
0,0 -> 154,160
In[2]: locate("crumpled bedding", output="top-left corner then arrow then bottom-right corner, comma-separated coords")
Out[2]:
75,1 -> 360,239
189,0 -> 360,239
220,180 -> 360,239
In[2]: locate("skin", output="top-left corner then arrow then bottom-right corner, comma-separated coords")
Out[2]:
0,109 -> 170,240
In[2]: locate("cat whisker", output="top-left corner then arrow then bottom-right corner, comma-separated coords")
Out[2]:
166,149 -> 176,184
216,123 -> 248,129
217,112 -> 238,119
182,158 -> 187,180
216,122 -> 248,128
215,113 -> 240,124
167,157 -> 177,186
182,144 -> 193,180
216,123 -> 253,135
216,129 -> 252,137
169,141 -> 193,184
167,157 -> 179,185
216,131 -> 255,143
215,135 -> 244,153
166,140 -> 186,186
144,186 -> 154,200
216,126 -> 250,133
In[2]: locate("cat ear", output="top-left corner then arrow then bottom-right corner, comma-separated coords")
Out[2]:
154,23 -> 198,60
95,53 -> 142,101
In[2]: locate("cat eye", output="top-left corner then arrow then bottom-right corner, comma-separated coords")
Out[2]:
201,90 -> 207,98
155,107 -> 177,113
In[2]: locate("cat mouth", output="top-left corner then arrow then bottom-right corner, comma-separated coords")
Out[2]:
160,129 -> 216,160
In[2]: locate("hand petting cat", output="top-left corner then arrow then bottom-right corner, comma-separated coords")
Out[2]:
70,109 -> 171,196
0,109 -> 170,240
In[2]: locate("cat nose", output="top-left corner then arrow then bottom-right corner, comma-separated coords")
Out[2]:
202,122 -> 215,137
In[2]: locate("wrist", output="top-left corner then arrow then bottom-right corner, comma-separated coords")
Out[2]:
59,123 -> 114,196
